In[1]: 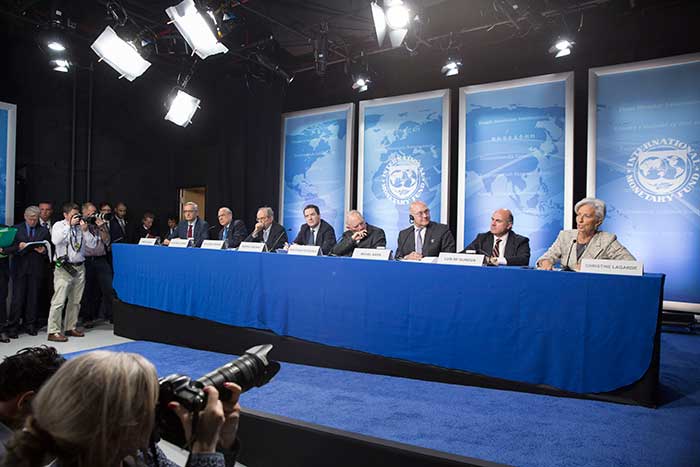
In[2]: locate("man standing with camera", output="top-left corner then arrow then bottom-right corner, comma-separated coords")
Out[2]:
47,202 -> 97,342
79,202 -> 113,328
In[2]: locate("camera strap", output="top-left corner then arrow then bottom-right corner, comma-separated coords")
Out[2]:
69,225 -> 83,253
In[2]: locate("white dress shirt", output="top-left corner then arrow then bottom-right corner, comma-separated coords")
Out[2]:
51,220 -> 97,263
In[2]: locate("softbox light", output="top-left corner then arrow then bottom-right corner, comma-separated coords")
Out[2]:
165,0 -> 228,60
91,26 -> 151,81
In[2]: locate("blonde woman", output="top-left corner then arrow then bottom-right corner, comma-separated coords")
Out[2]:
2,351 -> 241,467
537,197 -> 635,271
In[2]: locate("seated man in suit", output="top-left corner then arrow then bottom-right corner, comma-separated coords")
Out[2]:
164,202 -> 209,248
3,206 -> 51,337
243,207 -> 287,252
132,211 -> 159,242
164,214 -> 178,242
331,210 -> 386,257
396,201 -> 455,260
462,208 -> 530,266
292,204 -> 336,255
213,207 -> 247,249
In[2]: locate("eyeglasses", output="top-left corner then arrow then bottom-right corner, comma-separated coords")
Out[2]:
183,210 -> 195,214
256,217 -> 269,222
413,209 -> 430,217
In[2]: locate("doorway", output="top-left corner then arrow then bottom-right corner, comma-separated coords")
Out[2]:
178,187 -> 206,220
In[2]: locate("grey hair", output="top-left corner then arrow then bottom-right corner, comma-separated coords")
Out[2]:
218,207 -> 232,215
346,210 -> 364,222
575,197 -> 606,222
24,205 -> 40,217
184,201 -> 199,212
258,206 -> 274,218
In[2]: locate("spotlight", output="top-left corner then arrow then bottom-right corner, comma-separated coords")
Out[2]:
51,59 -> 70,72
165,88 -> 200,127
47,41 -> 66,52
549,38 -> 573,58
441,57 -> 462,77
370,0 -> 411,48
91,26 -> 152,81
165,0 -> 228,59
352,74 -> 370,93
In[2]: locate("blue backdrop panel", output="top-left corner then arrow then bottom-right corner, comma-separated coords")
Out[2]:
0,108 -> 8,224
595,60 -> 700,303
113,245 -> 663,394
360,94 -> 447,253
463,81 -> 567,264
281,107 -> 350,238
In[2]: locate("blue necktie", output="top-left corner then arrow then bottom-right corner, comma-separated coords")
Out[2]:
221,226 -> 228,241
30,227 -> 35,239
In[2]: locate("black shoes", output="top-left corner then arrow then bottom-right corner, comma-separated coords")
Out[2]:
0,332 -> 9,343
26,327 -> 37,336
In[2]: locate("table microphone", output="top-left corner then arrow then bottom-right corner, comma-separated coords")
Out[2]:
562,239 -> 577,271
265,228 -> 291,252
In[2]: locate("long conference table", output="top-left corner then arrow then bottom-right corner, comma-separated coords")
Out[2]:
112,244 -> 664,399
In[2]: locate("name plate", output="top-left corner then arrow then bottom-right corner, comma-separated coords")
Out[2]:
238,242 -> 265,253
352,248 -> 392,261
438,253 -> 484,266
201,240 -> 225,250
168,238 -> 192,248
287,244 -> 321,256
138,238 -> 158,246
580,259 -> 643,276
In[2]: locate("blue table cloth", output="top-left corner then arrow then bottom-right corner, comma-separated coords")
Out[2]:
112,244 -> 664,393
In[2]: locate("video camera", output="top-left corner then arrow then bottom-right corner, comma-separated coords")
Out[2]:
155,344 -> 281,447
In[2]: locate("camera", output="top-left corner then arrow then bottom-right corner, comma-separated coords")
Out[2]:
54,255 -> 78,277
73,213 -> 113,225
155,344 -> 281,447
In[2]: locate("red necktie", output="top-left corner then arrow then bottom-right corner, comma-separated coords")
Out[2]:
187,224 -> 193,238
492,238 -> 501,258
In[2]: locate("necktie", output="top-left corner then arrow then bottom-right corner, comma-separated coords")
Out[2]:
415,228 -> 423,255
492,238 -> 501,258
263,228 -> 269,243
187,224 -> 193,238
309,228 -> 315,245
221,226 -> 228,241
30,227 -> 35,239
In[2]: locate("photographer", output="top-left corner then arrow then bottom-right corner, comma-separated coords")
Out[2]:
79,202 -> 113,327
2,351 -> 241,467
46,202 -> 98,342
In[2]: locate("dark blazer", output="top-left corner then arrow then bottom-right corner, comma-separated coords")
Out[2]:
293,219 -> 337,255
132,224 -> 160,243
6,222 -> 51,277
243,222 -> 288,252
169,218 -> 210,248
331,224 -> 386,257
110,217 -> 131,244
211,219 -> 248,249
462,230 -> 531,266
395,221 -> 456,259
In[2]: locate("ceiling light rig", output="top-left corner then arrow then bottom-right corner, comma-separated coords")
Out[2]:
441,34 -> 462,77
549,38 -> 574,58
165,0 -> 228,59
164,60 -> 201,128
350,52 -> 372,93
371,0 -> 412,48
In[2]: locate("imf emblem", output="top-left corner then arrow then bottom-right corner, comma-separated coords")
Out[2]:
626,138 -> 699,203
381,155 -> 426,205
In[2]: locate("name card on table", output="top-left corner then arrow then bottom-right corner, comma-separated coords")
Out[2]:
138,238 -> 158,246
438,253 -> 484,266
168,238 -> 192,248
287,244 -> 321,256
580,259 -> 644,276
238,242 -> 265,253
352,248 -> 392,261
201,240 -> 225,250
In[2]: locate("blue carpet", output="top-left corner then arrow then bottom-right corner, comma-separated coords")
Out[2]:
67,332 -> 700,467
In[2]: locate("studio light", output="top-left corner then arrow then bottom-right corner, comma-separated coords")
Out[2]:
352,74 -> 370,93
549,39 -> 573,58
441,57 -> 462,77
165,89 -> 200,127
371,0 -> 411,48
165,0 -> 228,60
51,59 -> 70,72
47,41 -> 66,52
91,26 -> 152,81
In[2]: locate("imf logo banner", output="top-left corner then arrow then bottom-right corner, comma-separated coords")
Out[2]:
595,59 -> 700,304
360,92 -> 448,253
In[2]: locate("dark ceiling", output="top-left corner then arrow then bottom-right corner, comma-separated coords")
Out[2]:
0,0 -> 693,84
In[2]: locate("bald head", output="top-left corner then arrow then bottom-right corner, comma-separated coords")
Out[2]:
409,201 -> 431,228
490,209 -> 513,237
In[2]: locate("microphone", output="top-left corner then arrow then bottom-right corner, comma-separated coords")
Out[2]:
562,239 -> 577,271
396,228 -> 412,260
264,228 -> 291,252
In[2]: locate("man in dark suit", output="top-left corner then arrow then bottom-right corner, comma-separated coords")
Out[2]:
109,202 -> 131,244
292,204 -> 336,255
243,207 -> 288,252
212,207 -> 247,249
395,201 -> 455,260
164,202 -> 209,248
463,208 -> 531,266
331,210 -> 386,257
164,215 -> 178,243
132,211 -> 160,243
4,206 -> 51,337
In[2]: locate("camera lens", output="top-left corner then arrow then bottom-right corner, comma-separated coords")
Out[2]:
196,344 -> 280,395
